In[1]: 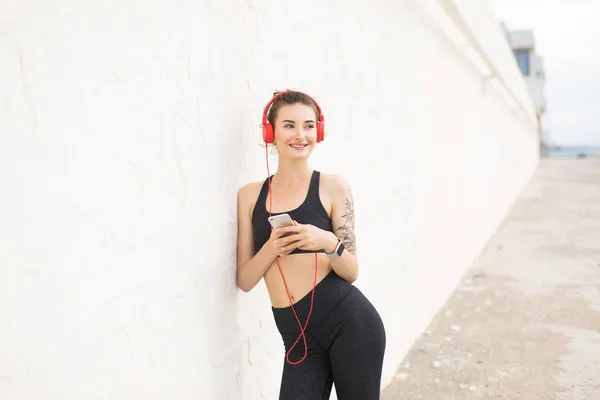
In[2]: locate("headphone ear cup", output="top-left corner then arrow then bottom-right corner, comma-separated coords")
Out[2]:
317,122 -> 325,142
263,123 -> 275,143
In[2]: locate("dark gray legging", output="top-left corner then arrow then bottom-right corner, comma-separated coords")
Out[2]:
272,271 -> 386,400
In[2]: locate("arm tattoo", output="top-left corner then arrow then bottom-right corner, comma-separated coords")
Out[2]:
336,189 -> 356,255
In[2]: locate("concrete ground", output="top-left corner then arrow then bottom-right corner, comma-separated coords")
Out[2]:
381,158 -> 600,400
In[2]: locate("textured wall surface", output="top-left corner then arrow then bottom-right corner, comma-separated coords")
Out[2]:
0,0 -> 539,399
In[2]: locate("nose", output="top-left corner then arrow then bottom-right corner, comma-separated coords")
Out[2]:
294,126 -> 306,139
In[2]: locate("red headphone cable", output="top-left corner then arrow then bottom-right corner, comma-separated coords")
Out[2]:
266,145 -> 318,365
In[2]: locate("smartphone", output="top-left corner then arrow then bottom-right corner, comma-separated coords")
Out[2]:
268,213 -> 295,237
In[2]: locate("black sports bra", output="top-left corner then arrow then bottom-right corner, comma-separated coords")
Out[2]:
251,170 -> 333,255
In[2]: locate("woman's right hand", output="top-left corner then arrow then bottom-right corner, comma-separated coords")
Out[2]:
268,228 -> 300,258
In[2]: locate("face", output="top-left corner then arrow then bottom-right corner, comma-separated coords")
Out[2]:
273,103 -> 318,159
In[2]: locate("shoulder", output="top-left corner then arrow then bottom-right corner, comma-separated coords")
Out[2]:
237,180 -> 265,211
320,172 -> 352,196
319,173 -> 353,214
238,180 -> 263,197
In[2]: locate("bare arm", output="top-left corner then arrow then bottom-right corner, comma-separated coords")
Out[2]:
236,184 -> 296,292
327,176 -> 359,283
236,184 -> 277,292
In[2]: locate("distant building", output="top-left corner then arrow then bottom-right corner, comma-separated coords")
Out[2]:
500,24 -> 548,156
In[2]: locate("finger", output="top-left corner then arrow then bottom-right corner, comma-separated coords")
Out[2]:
272,229 -> 290,240
294,232 -> 310,244
275,235 -> 298,248
283,237 -> 301,248
275,233 -> 301,246
281,240 -> 300,252
295,238 -> 312,250
275,228 -> 300,241
278,225 -> 302,234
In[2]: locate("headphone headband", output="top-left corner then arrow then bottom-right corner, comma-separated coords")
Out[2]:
261,90 -> 325,143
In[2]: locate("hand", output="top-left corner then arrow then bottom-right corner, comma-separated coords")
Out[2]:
268,226 -> 301,258
273,222 -> 338,254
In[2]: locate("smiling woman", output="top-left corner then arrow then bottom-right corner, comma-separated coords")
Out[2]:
236,90 -> 386,400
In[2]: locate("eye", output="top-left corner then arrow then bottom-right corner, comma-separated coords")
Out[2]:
305,124 -> 315,129
284,124 -> 294,129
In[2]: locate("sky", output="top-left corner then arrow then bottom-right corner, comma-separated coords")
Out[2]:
488,0 -> 600,146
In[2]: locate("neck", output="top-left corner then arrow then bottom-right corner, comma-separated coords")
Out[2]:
274,158 -> 312,183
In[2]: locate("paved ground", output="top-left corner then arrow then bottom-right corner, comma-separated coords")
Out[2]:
381,158 -> 600,400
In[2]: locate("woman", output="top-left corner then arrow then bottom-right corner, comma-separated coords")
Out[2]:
236,90 -> 386,400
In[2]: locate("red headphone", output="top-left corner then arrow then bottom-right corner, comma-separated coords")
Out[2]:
261,90 -> 325,144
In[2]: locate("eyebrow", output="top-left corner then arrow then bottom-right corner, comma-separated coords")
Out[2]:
282,119 -> 316,123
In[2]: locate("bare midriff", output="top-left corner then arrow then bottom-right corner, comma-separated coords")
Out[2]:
264,252 -> 333,308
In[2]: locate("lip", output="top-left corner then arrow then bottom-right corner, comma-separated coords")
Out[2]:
289,144 -> 308,149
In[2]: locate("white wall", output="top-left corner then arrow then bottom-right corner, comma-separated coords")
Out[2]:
0,0 -> 539,399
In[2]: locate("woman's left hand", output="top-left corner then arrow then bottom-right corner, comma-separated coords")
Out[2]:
274,221 -> 338,254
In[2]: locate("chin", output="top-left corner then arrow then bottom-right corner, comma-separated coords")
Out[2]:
288,150 -> 313,159
286,154 -> 310,161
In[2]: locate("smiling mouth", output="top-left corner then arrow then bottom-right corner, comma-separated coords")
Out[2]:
289,144 -> 308,149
